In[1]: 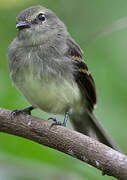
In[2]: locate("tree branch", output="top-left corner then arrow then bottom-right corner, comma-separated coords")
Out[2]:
0,108 -> 127,179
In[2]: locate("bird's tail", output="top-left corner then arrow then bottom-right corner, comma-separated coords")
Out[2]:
70,110 -> 121,152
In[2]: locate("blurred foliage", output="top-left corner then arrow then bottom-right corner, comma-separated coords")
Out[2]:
0,0 -> 127,179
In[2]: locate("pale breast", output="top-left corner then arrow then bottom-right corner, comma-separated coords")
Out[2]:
18,70 -> 82,114
9,44 -> 82,115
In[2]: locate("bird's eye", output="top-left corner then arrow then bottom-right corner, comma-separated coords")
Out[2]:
38,13 -> 46,21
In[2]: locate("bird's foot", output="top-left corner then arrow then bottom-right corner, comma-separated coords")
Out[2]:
11,106 -> 34,118
48,110 -> 70,129
48,117 -> 66,128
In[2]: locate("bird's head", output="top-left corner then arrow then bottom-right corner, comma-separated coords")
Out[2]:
16,6 -> 67,46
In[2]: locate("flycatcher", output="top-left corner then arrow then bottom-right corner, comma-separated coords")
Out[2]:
8,6 -> 120,151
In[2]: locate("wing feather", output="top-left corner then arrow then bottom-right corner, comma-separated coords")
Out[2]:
66,38 -> 97,111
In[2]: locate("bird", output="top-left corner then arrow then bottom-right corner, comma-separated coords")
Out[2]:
7,5 -> 120,152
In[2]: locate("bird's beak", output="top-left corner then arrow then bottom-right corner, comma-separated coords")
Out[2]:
16,21 -> 31,30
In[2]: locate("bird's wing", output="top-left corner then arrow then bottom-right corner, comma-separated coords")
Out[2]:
66,37 -> 97,111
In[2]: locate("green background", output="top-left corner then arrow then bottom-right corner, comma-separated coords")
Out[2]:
0,0 -> 127,179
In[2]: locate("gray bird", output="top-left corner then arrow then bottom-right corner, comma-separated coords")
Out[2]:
8,6 -> 120,151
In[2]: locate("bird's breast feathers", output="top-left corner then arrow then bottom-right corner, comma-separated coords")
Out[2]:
13,63 -> 82,114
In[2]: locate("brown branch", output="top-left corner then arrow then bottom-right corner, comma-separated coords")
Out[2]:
0,108 -> 127,179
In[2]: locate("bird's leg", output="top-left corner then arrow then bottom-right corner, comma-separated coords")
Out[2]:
11,106 -> 34,118
49,110 -> 70,128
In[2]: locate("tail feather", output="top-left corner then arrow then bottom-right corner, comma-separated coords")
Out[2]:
70,110 -> 121,152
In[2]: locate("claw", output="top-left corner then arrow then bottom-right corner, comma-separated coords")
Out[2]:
11,109 -> 22,119
50,120 -> 66,129
48,117 -> 57,122
48,117 -> 64,129
48,110 -> 70,129
11,106 -> 34,119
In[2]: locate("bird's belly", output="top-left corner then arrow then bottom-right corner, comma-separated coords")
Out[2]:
16,73 -> 82,114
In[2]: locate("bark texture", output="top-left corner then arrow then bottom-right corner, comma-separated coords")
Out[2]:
0,108 -> 127,179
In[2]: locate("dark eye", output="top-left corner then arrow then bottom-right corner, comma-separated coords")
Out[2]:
38,13 -> 46,21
